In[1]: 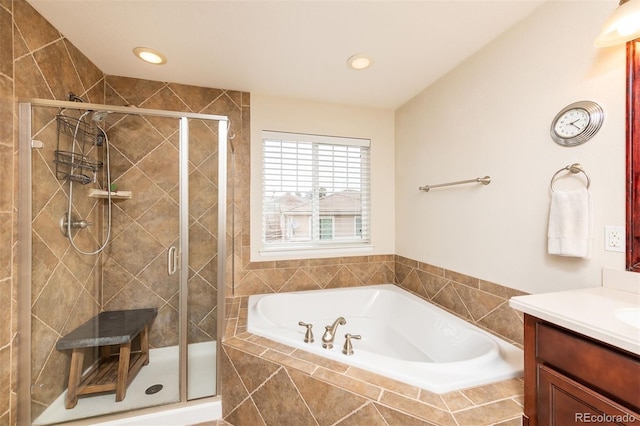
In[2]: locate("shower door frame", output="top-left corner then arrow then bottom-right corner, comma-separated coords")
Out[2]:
17,99 -> 228,424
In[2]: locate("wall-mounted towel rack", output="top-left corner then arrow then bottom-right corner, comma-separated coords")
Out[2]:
550,163 -> 590,192
419,176 -> 491,192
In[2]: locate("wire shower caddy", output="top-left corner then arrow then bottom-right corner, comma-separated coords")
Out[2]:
54,113 -> 104,184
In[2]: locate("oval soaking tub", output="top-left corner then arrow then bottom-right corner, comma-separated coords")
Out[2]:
247,284 -> 523,393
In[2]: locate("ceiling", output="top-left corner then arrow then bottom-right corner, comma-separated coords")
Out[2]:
28,1 -> 547,109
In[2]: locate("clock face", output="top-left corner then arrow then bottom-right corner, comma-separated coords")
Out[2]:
553,108 -> 589,138
550,101 -> 604,147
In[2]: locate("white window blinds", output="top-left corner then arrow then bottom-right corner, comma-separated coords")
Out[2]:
262,131 -> 370,249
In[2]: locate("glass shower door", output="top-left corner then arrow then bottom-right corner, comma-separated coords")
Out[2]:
185,117 -> 222,400
98,111 -> 183,408
23,105 -> 181,425
20,101 -> 227,425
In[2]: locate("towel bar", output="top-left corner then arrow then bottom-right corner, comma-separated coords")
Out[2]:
419,176 -> 491,192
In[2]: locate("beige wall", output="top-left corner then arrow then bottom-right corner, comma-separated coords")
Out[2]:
395,2 -> 627,294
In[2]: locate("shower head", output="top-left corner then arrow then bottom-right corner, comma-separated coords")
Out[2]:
68,92 -> 85,102
91,110 -> 110,123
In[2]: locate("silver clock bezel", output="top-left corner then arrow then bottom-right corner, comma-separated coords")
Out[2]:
550,100 -> 604,147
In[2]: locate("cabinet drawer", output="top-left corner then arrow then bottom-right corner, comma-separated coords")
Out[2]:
536,322 -> 640,411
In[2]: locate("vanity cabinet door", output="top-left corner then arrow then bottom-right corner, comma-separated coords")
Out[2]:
538,364 -> 639,426
536,322 -> 640,411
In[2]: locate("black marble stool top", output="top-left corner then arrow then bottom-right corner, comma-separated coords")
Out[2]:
56,308 -> 158,350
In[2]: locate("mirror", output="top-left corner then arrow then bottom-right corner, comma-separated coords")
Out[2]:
627,40 -> 640,271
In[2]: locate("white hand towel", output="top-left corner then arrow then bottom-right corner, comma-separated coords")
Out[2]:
547,188 -> 593,258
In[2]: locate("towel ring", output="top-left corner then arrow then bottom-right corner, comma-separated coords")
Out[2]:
550,163 -> 590,192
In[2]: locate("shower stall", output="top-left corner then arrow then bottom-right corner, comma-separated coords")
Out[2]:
17,98 -> 228,425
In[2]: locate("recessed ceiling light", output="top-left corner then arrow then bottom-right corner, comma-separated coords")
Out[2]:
133,47 -> 167,65
347,54 -> 373,70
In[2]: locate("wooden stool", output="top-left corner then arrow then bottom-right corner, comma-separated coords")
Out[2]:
56,308 -> 158,409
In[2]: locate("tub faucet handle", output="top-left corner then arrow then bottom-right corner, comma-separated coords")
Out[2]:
342,333 -> 362,356
298,321 -> 314,343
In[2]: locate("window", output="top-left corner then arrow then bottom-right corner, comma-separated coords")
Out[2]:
319,217 -> 334,240
262,131 -> 370,252
355,216 -> 362,237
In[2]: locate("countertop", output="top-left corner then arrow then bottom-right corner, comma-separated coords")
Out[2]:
509,287 -> 640,355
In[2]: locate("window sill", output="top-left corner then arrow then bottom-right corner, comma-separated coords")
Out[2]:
257,244 -> 374,261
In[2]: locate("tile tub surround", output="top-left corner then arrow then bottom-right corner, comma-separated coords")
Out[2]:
230,254 -> 527,348
222,295 -> 524,426
395,256 -> 527,347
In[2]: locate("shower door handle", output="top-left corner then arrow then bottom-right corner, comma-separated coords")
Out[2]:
167,246 -> 179,275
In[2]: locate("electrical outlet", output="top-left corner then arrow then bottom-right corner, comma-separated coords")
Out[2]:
605,226 -> 625,253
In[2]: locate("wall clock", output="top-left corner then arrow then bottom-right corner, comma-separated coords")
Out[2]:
550,100 -> 604,147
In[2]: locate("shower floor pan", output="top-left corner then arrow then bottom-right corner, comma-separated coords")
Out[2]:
33,341 -> 217,426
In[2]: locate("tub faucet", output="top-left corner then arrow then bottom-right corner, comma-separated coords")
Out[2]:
321,317 -> 346,349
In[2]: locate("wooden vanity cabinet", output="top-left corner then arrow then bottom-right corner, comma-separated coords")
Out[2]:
523,314 -> 640,426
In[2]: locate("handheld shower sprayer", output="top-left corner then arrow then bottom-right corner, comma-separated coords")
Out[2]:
91,111 -> 110,146
63,107 -> 114,255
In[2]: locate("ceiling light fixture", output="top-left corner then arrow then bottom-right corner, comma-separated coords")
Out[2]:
595,0 -> 640,47
133,47 -> 167,65
347,54 -> 373,70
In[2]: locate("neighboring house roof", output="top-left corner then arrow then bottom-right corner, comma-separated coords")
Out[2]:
283,190 -> 361,215
264,192 -> 308,213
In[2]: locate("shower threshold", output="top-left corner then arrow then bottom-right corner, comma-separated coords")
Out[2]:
33,341 -> 216,426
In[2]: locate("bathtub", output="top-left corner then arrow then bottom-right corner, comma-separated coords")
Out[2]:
247,284 -> 523,393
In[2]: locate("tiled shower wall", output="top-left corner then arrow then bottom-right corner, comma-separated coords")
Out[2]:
3,1 -> 248,423
0,0 -> 16,424
4,1 -> 108,421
